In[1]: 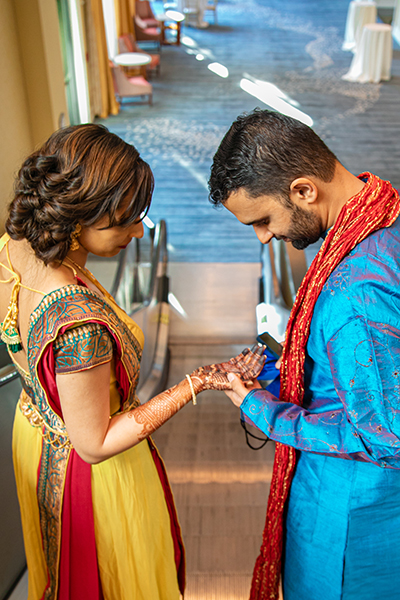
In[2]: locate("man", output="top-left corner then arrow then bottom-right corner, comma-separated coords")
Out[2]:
209,109 -> 400,600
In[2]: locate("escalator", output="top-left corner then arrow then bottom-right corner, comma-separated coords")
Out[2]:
257,238 -> 322,341
0,356 -> 24,600
111,219 -> 170,401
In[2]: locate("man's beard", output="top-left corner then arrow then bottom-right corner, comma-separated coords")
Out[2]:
285,203 -> 323,250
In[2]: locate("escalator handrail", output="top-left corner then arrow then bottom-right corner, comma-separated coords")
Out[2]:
147,220 -> 168,304
111,244 -> 128,299
111,219 -> 168,307
0,363 -> 19,387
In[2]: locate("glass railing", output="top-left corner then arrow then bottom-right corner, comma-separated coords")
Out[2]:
111,220 -> 170,401
0,360 -> 25,600
112,219 -> 168,312
258,238 -> 322,341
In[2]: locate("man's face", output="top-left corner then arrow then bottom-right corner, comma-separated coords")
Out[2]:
225,187 -> 323,250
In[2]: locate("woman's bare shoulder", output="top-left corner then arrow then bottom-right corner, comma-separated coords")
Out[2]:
3,238 -> 76,294
0,239 -> 77,342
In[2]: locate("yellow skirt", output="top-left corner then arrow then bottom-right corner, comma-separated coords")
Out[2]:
13,404 -> 181,600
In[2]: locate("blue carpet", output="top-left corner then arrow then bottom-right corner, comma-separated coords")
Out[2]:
97,0 -> 400,261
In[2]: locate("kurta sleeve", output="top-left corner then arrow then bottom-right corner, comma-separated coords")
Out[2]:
53,322 -> 114,374
241,315 -> 400,467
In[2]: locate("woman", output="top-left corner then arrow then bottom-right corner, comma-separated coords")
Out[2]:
0,124 -> 264,600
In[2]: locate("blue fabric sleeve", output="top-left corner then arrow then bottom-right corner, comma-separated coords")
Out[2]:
241,316 -> 400,468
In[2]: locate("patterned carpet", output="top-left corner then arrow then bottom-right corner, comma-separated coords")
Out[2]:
97,0 -> 400,261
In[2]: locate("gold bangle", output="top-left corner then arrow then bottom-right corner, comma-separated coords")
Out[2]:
186,374 -> 197,405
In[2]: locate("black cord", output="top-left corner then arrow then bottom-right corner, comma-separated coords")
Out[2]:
240,417 -> 269,450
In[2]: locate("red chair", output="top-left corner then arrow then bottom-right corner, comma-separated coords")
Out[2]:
134,16 -> 161,50
110,63 -> 153,106
135,0 -> 159,27
118,33 -> 160,75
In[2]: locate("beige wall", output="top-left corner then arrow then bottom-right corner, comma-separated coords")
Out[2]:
0,0 -> 68,232
0,0 -> 32,230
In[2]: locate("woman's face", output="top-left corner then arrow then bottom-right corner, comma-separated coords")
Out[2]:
78,215 -> 145,258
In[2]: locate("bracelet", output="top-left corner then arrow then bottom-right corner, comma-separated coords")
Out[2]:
186,374 -> 197,405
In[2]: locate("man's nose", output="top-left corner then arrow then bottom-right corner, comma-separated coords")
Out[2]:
253,226 -> 273,244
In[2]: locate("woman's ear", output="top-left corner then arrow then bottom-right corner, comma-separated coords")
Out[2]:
289,178 -> 318,206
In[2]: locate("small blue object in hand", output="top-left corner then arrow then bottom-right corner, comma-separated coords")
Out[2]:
257,345 -> 281,396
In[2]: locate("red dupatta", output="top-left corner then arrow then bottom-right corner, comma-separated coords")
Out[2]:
250,173 -> 400,599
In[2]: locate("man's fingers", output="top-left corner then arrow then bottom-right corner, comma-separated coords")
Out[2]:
227,372 -> 250,401
227,372 -> 243,389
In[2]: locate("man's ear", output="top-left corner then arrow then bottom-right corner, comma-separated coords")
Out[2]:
289,178 -> 318,206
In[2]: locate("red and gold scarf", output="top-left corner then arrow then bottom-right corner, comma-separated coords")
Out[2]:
250,172 -> 400,599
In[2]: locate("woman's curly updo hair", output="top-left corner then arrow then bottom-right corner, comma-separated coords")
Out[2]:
6,123 -> 154,265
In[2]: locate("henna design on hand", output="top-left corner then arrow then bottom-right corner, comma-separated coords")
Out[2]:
125,345 -> 265,442
127,382 -> 188,441
190,344 -> 265,392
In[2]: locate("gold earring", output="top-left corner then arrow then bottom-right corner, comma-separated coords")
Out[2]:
70,223 -> 82,251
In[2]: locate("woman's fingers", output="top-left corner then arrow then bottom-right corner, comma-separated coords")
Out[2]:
240,343 -> 260,365
237,348 -> 265,379
231,344 -> 265,368
193,343 -> 267,391
228,348 -> 250,367
253,354 -> 266,376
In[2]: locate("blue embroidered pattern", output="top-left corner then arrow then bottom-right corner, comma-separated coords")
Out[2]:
53,322 -> 114,373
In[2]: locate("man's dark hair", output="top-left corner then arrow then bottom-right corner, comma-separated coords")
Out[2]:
208,109 -> 338,206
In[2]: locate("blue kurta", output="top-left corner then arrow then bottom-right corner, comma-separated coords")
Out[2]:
242,216 -> 400,599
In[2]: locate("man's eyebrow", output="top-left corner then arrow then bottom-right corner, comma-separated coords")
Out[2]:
243,217 -> 268,227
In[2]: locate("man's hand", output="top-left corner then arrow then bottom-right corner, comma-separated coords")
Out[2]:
224,372 -> 262,407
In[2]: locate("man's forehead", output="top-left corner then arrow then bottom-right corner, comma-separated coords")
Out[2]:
227,187 -> 252,202
225,188 -> 256,212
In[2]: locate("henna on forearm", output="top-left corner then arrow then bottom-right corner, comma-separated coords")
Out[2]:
127,378 -> 192,441
125,344 -> 265,442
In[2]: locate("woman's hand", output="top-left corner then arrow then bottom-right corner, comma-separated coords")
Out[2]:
57,345 -> 265,463
190,344 -> 265,393
223,345 -> 283,408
